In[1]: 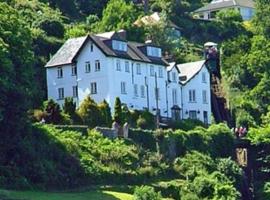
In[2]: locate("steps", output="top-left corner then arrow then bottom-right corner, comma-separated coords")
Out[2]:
211,75 -> 231,125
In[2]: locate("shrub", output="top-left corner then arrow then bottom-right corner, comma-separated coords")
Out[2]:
98,100 -> 112,127
77,96 -> 101,127
133,186 -> 162,200
43,99 -> 62,124
113,97 -> 123,124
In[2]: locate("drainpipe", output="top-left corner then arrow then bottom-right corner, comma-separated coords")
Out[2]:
145,76 -> 149,110
166,80 -> 169,119
180,84 -> 184,120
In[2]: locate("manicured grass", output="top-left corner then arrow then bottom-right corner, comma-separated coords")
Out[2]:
0,189 -> 133,200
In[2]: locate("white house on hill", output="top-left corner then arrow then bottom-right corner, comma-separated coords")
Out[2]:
46,30 -> 211,124
194,0 -> 255,21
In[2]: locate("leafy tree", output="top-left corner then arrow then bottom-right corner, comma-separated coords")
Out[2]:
77,96 -> 101,127
63,97 -> 81,124
43,99 -> 62,124
0,2 -> 35,135
113,97 -> 123,124
98,0 -> 140,32
253,0 -> 270,39
98,100 -> 112,127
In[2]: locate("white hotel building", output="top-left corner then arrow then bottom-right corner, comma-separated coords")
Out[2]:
46,30 -> 211,124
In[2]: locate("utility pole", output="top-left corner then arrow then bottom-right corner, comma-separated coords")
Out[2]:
155,72 -> 159,129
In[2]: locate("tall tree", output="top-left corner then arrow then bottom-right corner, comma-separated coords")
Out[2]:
0,2 -> 35,135
113,97 -> 123,124
98,0 -> 140,32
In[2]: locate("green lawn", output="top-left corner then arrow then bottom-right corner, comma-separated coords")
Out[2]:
0,189 -> 133,200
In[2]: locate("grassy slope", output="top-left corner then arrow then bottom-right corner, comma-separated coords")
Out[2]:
0,190 -> 133,200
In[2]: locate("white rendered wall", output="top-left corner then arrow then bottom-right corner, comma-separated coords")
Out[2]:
46,64 -> 77,106
167,67 -> 182,118
181,66 -> 211,124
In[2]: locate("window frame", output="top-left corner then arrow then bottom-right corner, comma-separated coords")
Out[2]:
85,61 -> 91,73
90,82 -> 97,94
116,59 -> 121,71
58,87 -> 64,100
71,65 -> 77,76
95,60 -> 100,71
73,85 -> 78,98
121,82 -> 127,94
57,67 -> 63,78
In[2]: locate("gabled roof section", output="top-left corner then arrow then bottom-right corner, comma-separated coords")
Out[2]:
194,0 -> 255,13
45,31 -> 169,68
167,62 -> 180,73
45,36 -> 87,67
177,60 -> 206,85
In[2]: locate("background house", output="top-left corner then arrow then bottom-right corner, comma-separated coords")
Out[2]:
193,0 -> 255,21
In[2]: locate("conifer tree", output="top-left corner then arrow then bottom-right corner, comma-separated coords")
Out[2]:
113,97 -> 123,124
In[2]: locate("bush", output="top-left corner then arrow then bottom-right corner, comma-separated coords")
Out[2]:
77,96 -> 102,127
133,186 -> 162,200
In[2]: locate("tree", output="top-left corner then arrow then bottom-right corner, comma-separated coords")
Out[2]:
63,97 -> 80,124
0,2 -> 35,135
98,0 -> 140,32
98,100 -> 112,127
253,0 -> 270,39
77,96 -> 101,127
113,97 -> 123,124
43,99 -> 62,124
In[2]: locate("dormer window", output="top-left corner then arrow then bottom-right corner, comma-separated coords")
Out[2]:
112,40 -> 127,51
147,46 -> 161,57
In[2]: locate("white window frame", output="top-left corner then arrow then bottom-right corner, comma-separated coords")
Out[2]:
189,89 -> 196,102
116,59 -> 121,71
73,85 -> 78,97
57,67 -> 63,78
58,88 -> 64,100
202,90 -> 207,104
189,110 -> 197,120
136,63 -> 141,75
71,65 -> 77,76
90,82 -> 97,94
95,60 -> 100,71
125,61 -> 130,72
85,62 -> 91,73
121,82 -> 127,94
112,40 -> 127,51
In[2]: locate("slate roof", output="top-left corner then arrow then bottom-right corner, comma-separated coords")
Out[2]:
194,0 -> 255,13
45,32 -> 169,68
46,36 -> 87,67
176,60 -> 206,85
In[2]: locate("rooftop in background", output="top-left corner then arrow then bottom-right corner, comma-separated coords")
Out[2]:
45,30 -> 169,68
134,12 -> 181,30
194,0 -> 255,21
195,0 -> 255,13
176,60 -> 206,85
